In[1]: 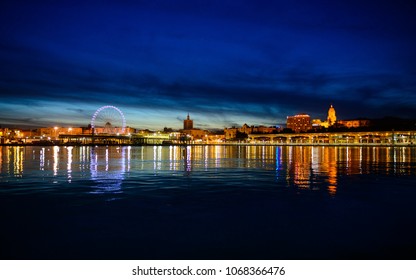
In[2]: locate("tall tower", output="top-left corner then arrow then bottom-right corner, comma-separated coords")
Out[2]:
184,113 -> 193,130
327,105 -> 337,126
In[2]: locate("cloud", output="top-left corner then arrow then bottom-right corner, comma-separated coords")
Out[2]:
0,116 -> 50,128
1,0 -> 416,129
1,46 -> 415,128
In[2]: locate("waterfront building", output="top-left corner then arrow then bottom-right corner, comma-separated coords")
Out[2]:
337,119 -> 370,128
252,126 -> 276,134
181,129 -> 209,141
224,124 -> 278,140
0,128 -> 5,138
180,114 -> 208,141
312,119 -> 328,128
286,114 -> 312,132
38,127 -> 85,138
0,128 -> 39,144
0,128 -> 10,144
224,127 -> 238,139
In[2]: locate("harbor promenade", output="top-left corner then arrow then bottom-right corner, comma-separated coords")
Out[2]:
1,130 -> 415,146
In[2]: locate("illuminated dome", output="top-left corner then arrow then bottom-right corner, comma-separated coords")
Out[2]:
327,105 -> 337,126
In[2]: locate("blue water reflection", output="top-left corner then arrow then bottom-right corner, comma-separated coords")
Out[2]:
89,146 -> 129,194
1,145 -> 415,195
1,145 -> 416,259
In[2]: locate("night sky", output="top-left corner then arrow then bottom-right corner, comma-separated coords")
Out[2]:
1,0 -> 415,130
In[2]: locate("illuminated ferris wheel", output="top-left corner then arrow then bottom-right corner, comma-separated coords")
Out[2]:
91,105 -> 126,134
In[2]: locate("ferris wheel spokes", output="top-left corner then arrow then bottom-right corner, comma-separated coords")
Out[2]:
91,105 -> 126,135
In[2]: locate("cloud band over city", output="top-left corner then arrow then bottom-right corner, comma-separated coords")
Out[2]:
1,0 -> 415,129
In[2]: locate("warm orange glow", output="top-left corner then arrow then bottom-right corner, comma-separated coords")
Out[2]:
328,185 -> 337,196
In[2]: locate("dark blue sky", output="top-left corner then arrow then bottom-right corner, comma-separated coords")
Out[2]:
1,0 -> 415,129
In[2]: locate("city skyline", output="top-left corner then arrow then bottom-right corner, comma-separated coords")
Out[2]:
1,1 -> 416,130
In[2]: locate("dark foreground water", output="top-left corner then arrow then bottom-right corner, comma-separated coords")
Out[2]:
1,145 -> 416,259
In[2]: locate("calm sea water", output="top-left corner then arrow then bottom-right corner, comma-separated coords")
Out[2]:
1,145 -> 416,259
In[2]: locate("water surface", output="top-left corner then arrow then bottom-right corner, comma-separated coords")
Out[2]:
1,145 -> 415,259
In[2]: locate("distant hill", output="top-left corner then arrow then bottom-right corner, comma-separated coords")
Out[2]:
370,117 -> 416,131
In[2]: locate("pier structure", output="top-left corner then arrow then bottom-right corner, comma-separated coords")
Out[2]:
53,130 -> 416,146
3,131 -> 415,146
58,133 -> 172,145
248,131 -> 415,145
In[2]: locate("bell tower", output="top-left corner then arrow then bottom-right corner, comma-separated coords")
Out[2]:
184,113 -> 193,130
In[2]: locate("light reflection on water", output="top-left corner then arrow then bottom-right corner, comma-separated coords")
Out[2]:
0,145 -> 415,196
